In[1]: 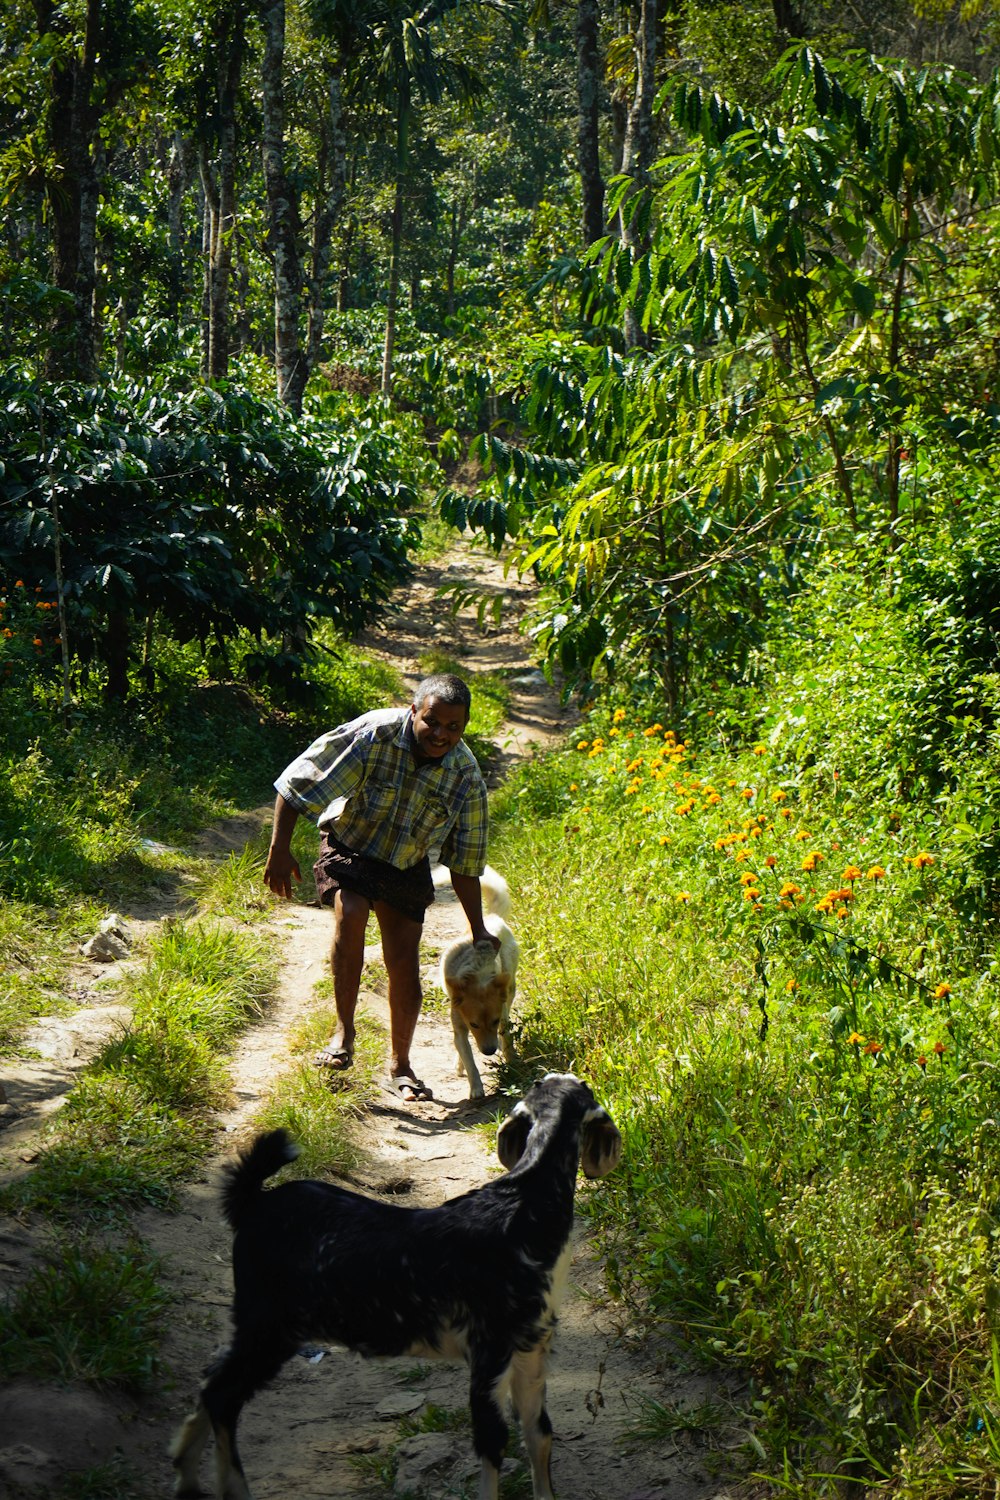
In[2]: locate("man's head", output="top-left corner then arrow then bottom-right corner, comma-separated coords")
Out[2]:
410,673 -> 471,758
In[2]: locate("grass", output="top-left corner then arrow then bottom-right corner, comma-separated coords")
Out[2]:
0,1235 -> 170,1387
1,920 -> 279,1220
488,704 -> 1000,1495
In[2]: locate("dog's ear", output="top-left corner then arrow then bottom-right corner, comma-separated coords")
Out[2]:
496,1105 -> 533,1169
580,1109 -> 622,1179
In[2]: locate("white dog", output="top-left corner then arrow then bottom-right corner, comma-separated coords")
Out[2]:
434,865 -> 519,1098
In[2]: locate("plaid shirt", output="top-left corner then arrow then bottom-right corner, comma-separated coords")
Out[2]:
275,707 -> 489,877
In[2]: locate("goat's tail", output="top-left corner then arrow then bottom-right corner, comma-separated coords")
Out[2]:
221,1128 -> 299,1231
432,862 -> 510,919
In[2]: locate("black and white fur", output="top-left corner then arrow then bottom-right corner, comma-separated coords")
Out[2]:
170,1073 -> 621,1500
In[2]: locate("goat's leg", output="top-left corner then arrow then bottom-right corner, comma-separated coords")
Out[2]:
469,1350 -> 513,1500
510,1342 -> 555,1500
197,1336 -> 292,1500
170,1402 -> 212,1497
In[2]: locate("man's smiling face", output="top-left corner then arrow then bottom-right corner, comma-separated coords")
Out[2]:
411,695 -> 469,758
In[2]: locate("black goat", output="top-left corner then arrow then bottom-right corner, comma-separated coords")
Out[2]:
170,1072 -> 621,1500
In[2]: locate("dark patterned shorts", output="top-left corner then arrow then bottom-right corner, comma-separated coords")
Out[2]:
313,833 -> 434,923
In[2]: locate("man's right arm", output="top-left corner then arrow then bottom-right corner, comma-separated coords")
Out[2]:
263,793 -> 302,898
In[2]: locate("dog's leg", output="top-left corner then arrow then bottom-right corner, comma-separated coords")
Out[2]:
453,1014 -> 485,1098
499,999 -> 515,1064
169,1402 -> 212,1497
510,1341 -> 555,1500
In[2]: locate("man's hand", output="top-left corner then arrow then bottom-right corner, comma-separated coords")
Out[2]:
263,846 -> 302,899
470,923 -> 502,954
264,794 -> 303,898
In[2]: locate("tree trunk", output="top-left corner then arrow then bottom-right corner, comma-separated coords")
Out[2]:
260,0 -> 307,413
577,0 -> 605,245
166,129 -> 187,325
381,176 -> 404,397
213,10 -> 244,379
772,0 -> 806,37
618,0 -> 657,348
104,606 -> 130,701
39,0 -> 102,380
306,68 -> 348,377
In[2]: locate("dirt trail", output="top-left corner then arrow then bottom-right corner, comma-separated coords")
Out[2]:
0,539 -> 749,1500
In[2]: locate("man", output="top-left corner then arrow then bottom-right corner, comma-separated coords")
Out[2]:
263,673 -> 498,1103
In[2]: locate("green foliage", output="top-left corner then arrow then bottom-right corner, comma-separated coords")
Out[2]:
0,1236 -> 170,1388
493,690 -> 1000,1489
0,372 -> 422,696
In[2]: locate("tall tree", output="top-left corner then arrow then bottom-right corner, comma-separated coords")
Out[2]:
198,0 -> 245,380
576,0 -> 605,245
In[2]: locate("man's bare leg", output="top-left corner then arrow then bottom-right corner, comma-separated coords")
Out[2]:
316,887 -> 371,1068
374,901 -> 428,1099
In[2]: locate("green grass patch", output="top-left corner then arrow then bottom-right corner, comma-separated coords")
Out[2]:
2,920 -> 278,1219
0,1235 -> 170,1388
490,705 -> 1000,1494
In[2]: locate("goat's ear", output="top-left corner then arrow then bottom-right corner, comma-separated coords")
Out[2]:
580,1111 -> 622,1179
497,1107 -> 532,1169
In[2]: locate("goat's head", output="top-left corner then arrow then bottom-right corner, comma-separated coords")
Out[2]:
496,1073 -> 622,1179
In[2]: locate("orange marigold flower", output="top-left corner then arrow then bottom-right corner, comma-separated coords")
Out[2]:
779,882 -> 801,898
613,707 -> 627,723
917,1056 -> 927,1069
842,865 -> 862,882
740,871 -> 759,886
795,830 -> 811,841
933,1040 -> 945,1055
32,637 -> 42,647
781,808 -> 793,819
847,1032 -> 865,1046
15,579 -> 24,587
659,835 -> 670,846
569,783 -> 578,792
911,852 -> 935,870
643,723 -> 663,737
786,978 -> 798,992
743,887 -> 762,901
764,855 -> 777,868
863,1040 -> 883,1056
741,787 -> 755,800
772,789 -> 788,802
934,982 -> 952,999
676,891 -> 691,903
866,865 -> 886,881
753,745 -> 766,756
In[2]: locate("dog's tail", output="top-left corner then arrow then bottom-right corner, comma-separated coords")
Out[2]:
480,865 -> 511,918
432,862 -> 510,918
221,1128 -> 299,1231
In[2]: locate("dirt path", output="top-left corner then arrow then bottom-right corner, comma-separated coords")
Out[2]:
0,539 -> 748,1500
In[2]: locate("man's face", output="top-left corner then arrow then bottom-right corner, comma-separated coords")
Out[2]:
411,695 -> 468,758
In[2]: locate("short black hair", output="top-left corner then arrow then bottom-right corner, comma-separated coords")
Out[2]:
413,673 -> 472,716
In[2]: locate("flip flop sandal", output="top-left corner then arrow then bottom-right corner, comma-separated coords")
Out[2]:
384,1075 -> 433,1103
314,1044 -> 354,1071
